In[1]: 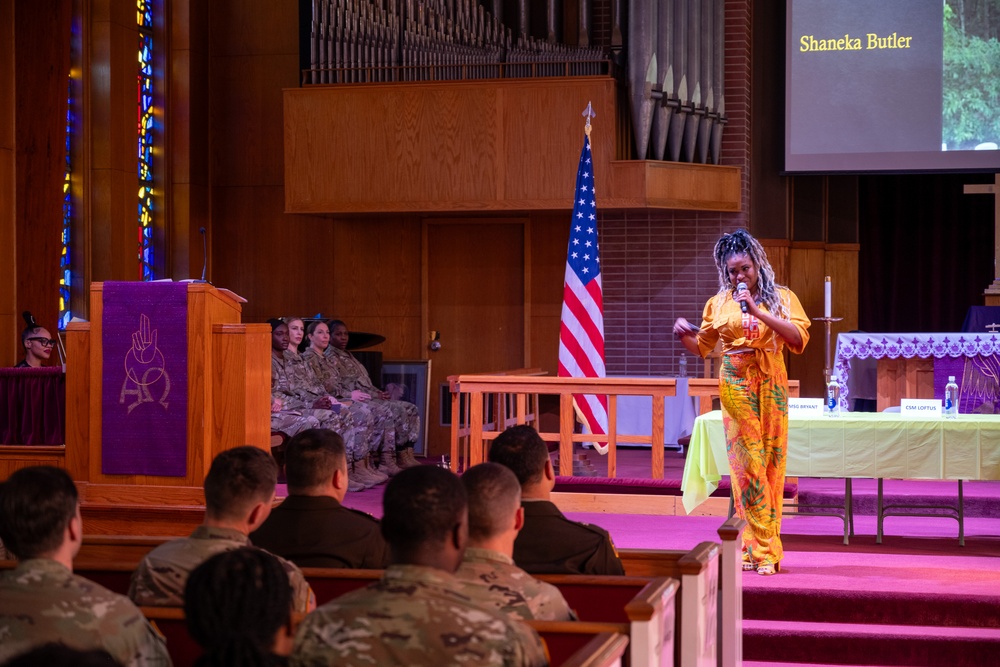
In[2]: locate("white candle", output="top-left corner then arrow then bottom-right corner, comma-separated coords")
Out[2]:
824,276 -> 832,318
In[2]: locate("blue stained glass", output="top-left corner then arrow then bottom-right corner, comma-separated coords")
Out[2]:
59,77 -> 72,330
137,2 -> 154,280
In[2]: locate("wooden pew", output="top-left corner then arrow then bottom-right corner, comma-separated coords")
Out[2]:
677,542 -> 720,667
142,606 -> 628,667
560,632 -> 630,667
624,577 -> 678,667
300,566 -> 381,603
77,534 -> 172,565
527,621 -> 629,666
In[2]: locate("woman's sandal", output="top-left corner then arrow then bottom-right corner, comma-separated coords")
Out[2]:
756,561 -> 780,576
741,551 -> 756,572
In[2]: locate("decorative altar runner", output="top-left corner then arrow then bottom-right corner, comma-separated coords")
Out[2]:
834,332 -> 1000,413
681,410 -> 1000,514
101,282 -> 188,476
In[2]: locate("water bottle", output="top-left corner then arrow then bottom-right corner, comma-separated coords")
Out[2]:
678,353 -> 688,378
944,376 -> 959,419
825,376 -> 842,417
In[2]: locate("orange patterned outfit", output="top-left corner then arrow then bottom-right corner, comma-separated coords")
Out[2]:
693,287 -> 810,567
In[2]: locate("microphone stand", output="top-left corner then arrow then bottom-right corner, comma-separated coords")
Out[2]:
192,226 -> 210,284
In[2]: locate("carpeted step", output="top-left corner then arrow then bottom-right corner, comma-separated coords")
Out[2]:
743,588 -> 1000,629
796,478 -> 1000,518
743,619 -> 1000,667
744,662 -> 900,667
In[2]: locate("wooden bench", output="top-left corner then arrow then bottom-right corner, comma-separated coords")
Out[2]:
142,606 -> 628,667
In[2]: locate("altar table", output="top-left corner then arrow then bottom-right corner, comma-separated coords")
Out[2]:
682,411 -> 1000,543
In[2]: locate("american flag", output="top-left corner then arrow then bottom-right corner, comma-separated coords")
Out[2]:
557,134 -> 608,452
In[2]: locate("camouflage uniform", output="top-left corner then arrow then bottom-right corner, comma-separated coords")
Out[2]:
272,351 -> 372,462
0,558 -> 171,666
321,345 -> 421,446
271,408 -> 321,439
302,347 -> 396,453
454,547 -> 576,621
292,564 -> 548,667
128,525 -> 315,613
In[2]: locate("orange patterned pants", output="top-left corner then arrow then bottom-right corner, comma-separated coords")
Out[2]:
719,351 -> 789,567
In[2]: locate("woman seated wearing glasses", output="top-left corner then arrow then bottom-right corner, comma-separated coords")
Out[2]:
16,312 -> 55,368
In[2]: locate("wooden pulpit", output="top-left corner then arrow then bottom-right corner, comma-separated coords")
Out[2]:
64,282 -> 270,535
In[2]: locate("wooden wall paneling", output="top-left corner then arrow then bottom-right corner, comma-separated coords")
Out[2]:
208,0 -> 299,57
285,83 -> 501,211
211,54 -> 298,189
211,323 -> 271,458
502,78 -> 616,203
529,212 -> 571,374
0,0 -> 15,366
825,246 -> 859,333
14,0 -> 72,342
759,241 -> 789,286
0,447 -> 66,479
604,161 -> 742,211
283,79 -> 617,213
88,0 -> 143,282
210,186 -> 335,324
787,244 -> 826,398
330,216 -> 423,359
424,219 -> 527,455
65,322 -> 91,479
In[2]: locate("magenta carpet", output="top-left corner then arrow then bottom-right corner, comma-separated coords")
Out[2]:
296,448 -> 1000,665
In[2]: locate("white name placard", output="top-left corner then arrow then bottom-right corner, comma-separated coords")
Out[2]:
788,398 -> 825,418
900,399 -> 943,418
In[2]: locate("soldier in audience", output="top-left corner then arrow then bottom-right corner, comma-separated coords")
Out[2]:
489,425 -> 625,576
455,462 -> 576,621
252,428 -> 390,568
318,319 -> 422,470
184,547 -> 295,667
270,319 -> 373,492
128,446 -> 315,613
273,318 -> 386,489
292,465 -> 548,667
302,319 -> 402,481
0,466 -> 170,666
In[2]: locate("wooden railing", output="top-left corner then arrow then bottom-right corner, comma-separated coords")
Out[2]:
449,374 -> 678,479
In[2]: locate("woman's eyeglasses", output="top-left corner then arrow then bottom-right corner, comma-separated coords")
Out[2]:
28,337 -> 57,348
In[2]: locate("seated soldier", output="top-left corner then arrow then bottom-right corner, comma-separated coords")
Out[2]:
184,547 -> 295,667
489,425 -> 625,576
0,466 -> 170,666
292,466 -> 548,667
128,446 -> 315,612
455,463 -> 575,621
251,428 -> 390,568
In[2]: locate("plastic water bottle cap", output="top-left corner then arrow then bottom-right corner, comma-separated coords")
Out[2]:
948,376 -> 955,382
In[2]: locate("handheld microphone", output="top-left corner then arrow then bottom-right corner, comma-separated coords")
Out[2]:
199,227 -> 207,282
737,282 -> 748,313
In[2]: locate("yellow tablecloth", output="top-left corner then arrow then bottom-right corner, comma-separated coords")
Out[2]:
681,411 -> 1000,514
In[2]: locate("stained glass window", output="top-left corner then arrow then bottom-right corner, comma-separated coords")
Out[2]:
59,80 -> 72,330
137,0 -> 154,280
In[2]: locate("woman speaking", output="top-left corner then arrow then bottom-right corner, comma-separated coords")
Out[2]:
673,229 -> 810,575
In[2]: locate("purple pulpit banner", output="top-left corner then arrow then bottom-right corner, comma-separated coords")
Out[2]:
102,282 -> 188,476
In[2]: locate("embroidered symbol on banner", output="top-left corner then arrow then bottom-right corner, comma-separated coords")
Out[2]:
120,313 -> 171,413
742,314 -> 760,340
